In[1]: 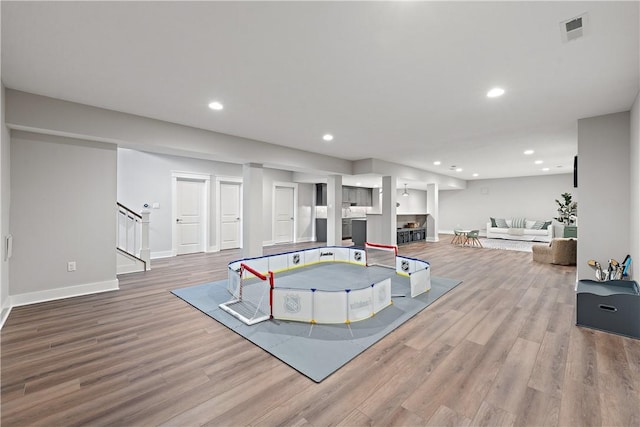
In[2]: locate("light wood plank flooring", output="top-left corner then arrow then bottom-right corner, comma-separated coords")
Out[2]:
2,237 -> 640,426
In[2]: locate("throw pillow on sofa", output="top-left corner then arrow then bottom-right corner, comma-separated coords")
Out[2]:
495,218 -> 508,228
511,217 -> 527,228
531,220 -> 553,230
490,217 -> 497,227
532,220 -> 546,230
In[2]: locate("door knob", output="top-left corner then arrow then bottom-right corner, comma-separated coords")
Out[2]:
176,218 -> 182,223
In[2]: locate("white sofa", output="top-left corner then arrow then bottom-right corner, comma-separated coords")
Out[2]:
486,219 -> 553,243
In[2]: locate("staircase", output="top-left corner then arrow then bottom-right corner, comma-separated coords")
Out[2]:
117,203 -> 150,274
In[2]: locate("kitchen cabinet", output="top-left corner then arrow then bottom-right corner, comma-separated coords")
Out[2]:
316,217 -> 354,240
342,187 -> 358,204
352,218 -> 366,246
316,218 -> 327,241
397,227 -> 426,245
356,188 -> 372,206
316,184 -> 373,207
316,184 -> 327,206
342,218 -> 352,239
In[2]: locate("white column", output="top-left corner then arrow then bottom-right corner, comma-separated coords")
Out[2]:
327,175 -> 343,246
242,163 -> 263,258
426,183 -> 439,242
381,176 -> 397,246
140,209 -> 151,270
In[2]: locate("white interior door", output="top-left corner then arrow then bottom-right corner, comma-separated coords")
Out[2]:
176,179 -> 204,255
220,182 -> 242,250
274,186 -> 294,244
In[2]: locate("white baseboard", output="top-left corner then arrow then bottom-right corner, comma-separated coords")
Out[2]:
0,305 -> 12,330
263,240 -> 275,247
10,279 -> 120,307
206,245 -> 220,253
117,264 -> 146,275
151,250 -> 174,259
296,237 -> 315,243
425,237 -> 440,243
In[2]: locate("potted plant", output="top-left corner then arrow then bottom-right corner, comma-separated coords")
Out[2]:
555,192 -> 578,237
555,192 -> 577,225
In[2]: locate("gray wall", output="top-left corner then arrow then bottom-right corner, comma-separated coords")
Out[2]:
1,84 -> 10,318
631,92 -> 640,279
117,149 -> 315,257
439,174 -> 574,235
117,148 -> 241,256
10,131 -> 117,298
6,90 -> 353,176
577,112 -> 630,280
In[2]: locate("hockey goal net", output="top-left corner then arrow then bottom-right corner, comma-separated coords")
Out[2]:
219,263 -> 273,325
365,242 -> 398,270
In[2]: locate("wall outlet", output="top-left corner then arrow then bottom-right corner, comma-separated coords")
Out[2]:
67,261 -> 76,272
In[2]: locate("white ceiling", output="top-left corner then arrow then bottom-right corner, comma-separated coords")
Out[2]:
2,1 -> 639,186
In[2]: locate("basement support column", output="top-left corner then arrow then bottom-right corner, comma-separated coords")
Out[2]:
381,176 -> 397,246
242,163 -> 263,258
326,175 -> 343,246
426,183 -> 439,242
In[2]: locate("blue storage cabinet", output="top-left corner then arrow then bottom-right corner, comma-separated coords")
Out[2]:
576,280 -> 640,339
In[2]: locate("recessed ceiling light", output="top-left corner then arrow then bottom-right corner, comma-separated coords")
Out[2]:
542,167 -> 550,171
524,150 -> 534,155
534,160 -> 544,165
487,87 -> 505,98
456,168 -> 463,172
433,161 -> 441,166
208,101 -> 223,110
322,134 -> 334,142
472,173 -> 479,177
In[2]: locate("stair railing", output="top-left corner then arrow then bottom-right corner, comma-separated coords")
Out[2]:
117,203 -> 150,270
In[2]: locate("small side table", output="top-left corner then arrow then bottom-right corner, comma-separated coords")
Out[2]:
563,225 -> 577,238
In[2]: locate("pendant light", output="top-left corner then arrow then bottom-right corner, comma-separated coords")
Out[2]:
402,184 -> 409,197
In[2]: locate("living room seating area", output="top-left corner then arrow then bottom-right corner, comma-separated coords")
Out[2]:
532,238 -> 577,265
486,217 -> 553,243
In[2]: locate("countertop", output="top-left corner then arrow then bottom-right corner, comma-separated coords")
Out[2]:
397,227 -> 426,232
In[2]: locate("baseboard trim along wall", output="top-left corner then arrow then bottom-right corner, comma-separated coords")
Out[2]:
151,250 -> 175,259
10,279 -> 120,307
0,305 -> 12,329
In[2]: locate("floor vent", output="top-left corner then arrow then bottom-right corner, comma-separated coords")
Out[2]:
561,13 -> 589,42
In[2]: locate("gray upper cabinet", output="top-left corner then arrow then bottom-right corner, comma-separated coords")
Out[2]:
343,187 -> 358,203
316,183 -> 327,206
317,184 -> 373,206
356,187 -> 372,206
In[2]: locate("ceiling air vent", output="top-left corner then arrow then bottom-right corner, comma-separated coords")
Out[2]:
560,12 -> 589,42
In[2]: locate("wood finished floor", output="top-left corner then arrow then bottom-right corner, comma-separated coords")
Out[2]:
2,237 -> 640,426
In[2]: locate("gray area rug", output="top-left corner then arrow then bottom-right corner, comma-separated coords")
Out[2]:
479,238 -> 539,252
172,274 -> 462,382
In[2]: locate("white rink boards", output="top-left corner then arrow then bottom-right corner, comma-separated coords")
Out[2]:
223,245 -> 430,324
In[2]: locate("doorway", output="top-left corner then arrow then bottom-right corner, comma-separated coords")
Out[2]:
219,181 -> 242,250
172,172 -> 210,256
274,184 -> 295,244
